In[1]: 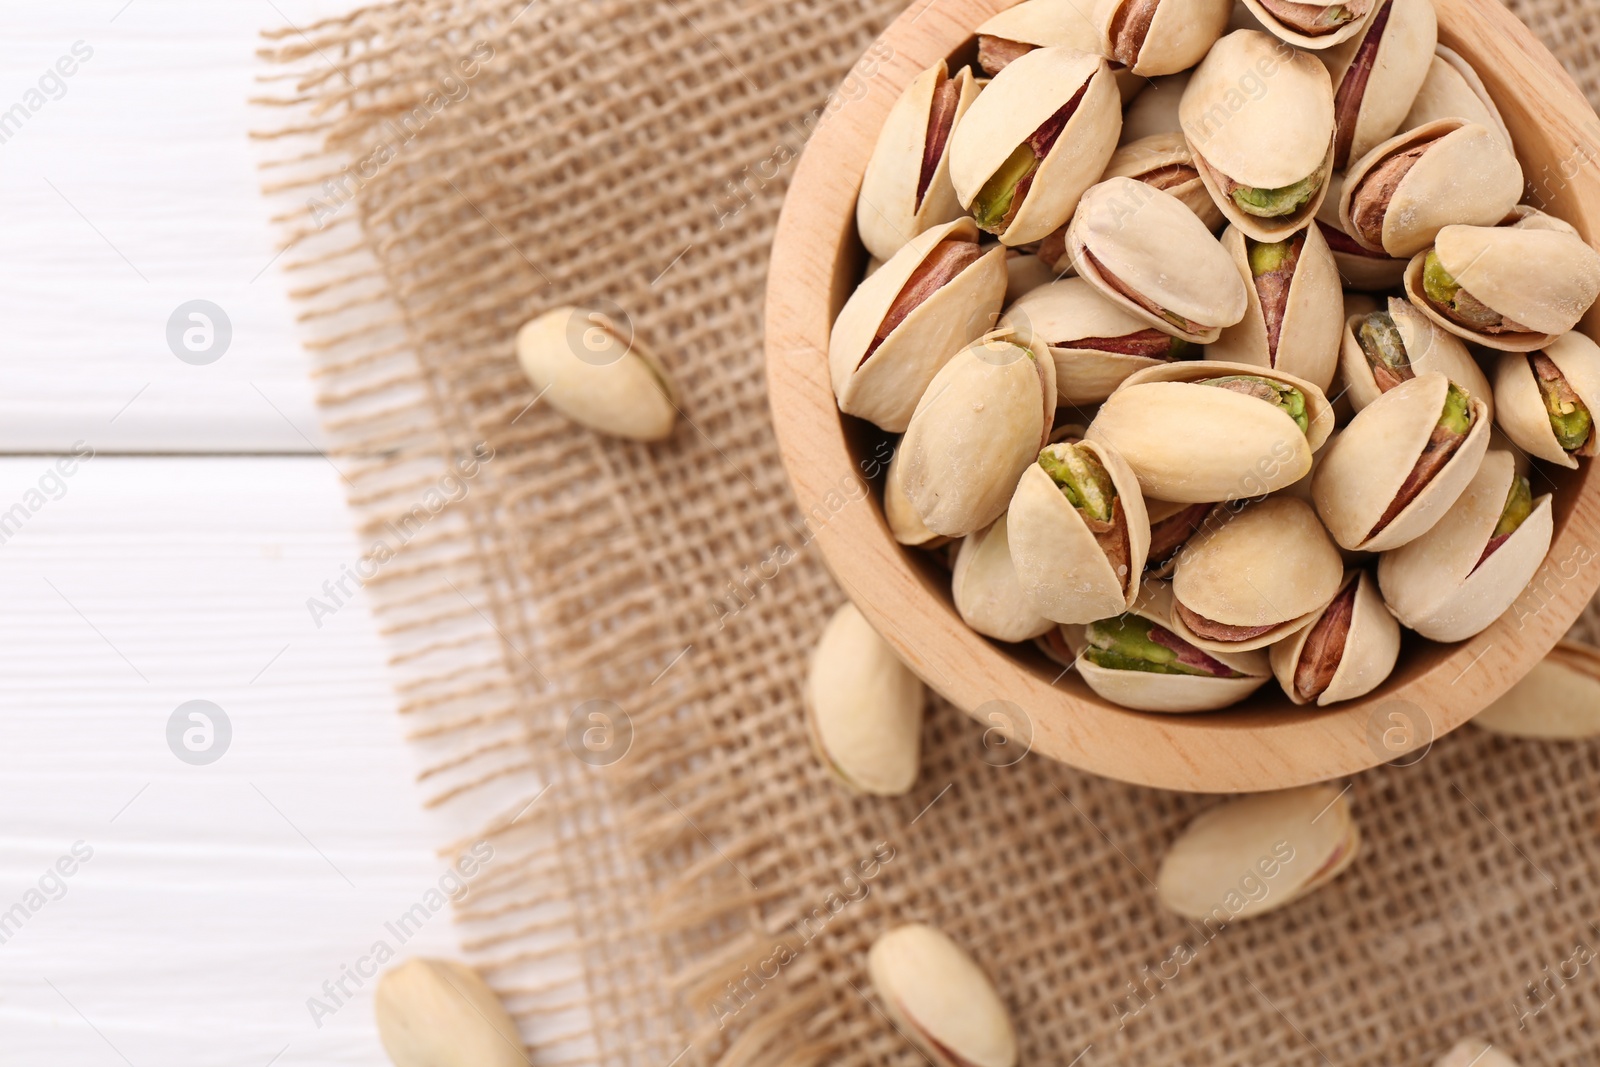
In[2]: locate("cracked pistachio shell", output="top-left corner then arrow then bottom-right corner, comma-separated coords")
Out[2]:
949,47 -> 1123,246
952,514 -> 1053,642
884,444 -> 947,549
900,332 -> 1058,537
1401,45 -> 1510,146
1378,450 -> 1553,642
1473,642 -> 1600,740
868,924 -> 1017,1067
1339,119 -> 1523,258
374,958 -> 525,1067
1067,177 -> 1249,344
1240,0 -> 1377,49
1434,1042 -> 1521,1067
1269,569 -> 1400,705
1004,253 -> 1060,304
1315,172 -> 1410,291
1404,224 -> 1600,350
1121,72 -> 1192,143
1086,360 -> 1333,503
858,63 -> 980,262
804,602 -> 924,796
1095,0 -> 1232,77
1103,132 -> 1225,231
1064,579 -> 1272,712
977,1 -> 1144,99
1321,0 -> 1437,169
1007,439 -> 1151,623
1492,332 -> 1600,467
830,218 -> 1008,432
1156,785 -> 1360,922
1180,31 -> 1336,242
1339,296 -> 1491,416
515,307 -> 677,442
1209,223 -> 1343,390
1001,276 -> 1186,405
1312,372 -> 1491,551
1170,495 -> 1344,652
1501,204 -> 1580,236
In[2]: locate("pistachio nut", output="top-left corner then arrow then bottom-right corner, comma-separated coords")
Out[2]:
1145,499 -> 1220,576
976,0 -> 1144,99
1156,785 -> 1360,922
1102,132 -> 1226,231
949,46 -> 1123,246
1064,579 -> 1272,711
1321,0 -> 1437,169
1004,252 -> 1060,304
884,443 -> 947,549
1495,333 -> 1600,469
1269,569 -> 1399,705
1434,1042 -> 1521,1067
1241,0 -> 1376,48
1401,45 -> 1511,146
1313,372 -> 1490,551
1378,450 -> 1551,641
1120,71 -> 1192,143
1096,0 -> 1232,77
868,923 -> 1018,1067
1087,360 -> 1334,503
1067,177 -> 1249,344
1180,31 -> 1336,242
1007,439 -> 1152,623
900,331 -> 1058,537
952,514 -> 1054,642
515,306 -> 678,442
1169,495 -> 1344,652
374,958 -> 525,1067
1315,172 -> 1409,290
1473,642 -> 1600,740
1339,119 -> 1523,258
1001,277 -> 1197,405
1500,204 -> 1580,236
1338,295 -> 1491,416
804,602 -> 925,795
1405,223 -> 1600,351
857,62 -> 981,261
1209,224 -> 1343,390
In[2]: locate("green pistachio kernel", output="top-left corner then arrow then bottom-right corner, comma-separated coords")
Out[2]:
1084,615 -> 1212,676
1544,388 -> 1593,451
1493,475 -> 1534,540
1168,338 -> 1193,361
1248,239 -> 1293,277
1422,250 -> 1460,306
1358,312 -> 1409,377
973,144 -> 1037,233
1231,172 -> 1322,218
1438,382 -> 1474,435
1318,3 -> 1354,25
1038,444 -> 1116,522
1199,375 -> 1310,434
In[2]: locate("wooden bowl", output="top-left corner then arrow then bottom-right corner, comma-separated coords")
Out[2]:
766,0 -> 1600,793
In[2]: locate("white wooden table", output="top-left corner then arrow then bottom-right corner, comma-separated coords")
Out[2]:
0,4 -> 463,1065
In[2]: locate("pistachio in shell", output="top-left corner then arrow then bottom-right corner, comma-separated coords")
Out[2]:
884,443 -> 947,549
515,306 -> 678,442
830,218 -> 1008,432
857,62 -> 980,262
1208,224 -> 1343,390
1401,44 -> 1511,146
1338,295 -> 1491,416
1433,1042 -> 1521,1067
1168,495 -> 1344,652
1269,569 -> 1400,705
1156,785 -> 1360,923
976,0 -> 1142,100
1180,31 -> 1336,241
900,331 -> 1058,537
1086,360 -> 1334,503
952,514 -> 1054,643
867,924 -> 1018,1067
374,958 -> 526,1067
1473,642 -> 1600,740
1339,119 -> 1523,258
1322,0 -> 1437,170
1066,177 -> 1249,344
1315,171 -> 1409,291
1120,71 -> 1191,143
1241,0 -> 1375,48
1097,0 -> 1232,77
949,47 -> 1123,246
804,602 -> 925,796
1492,332 -> 1600,467
1312,372 -> 1490,551
1405,223 -> 1600,352
1102,132 -> 1226,231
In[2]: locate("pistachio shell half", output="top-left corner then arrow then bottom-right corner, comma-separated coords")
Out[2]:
977,0 -> 1143,100
1120,71 -> 1192,143
867,924 -> 1018,1067
1156,785 -> 1360,922
1473,642 -> 1600,740
1208,223 -> 1343,390
1401,45 -> 1510,146
1377,449 -> 1552,641
515,306 -> 678,442
1338,295 -> 1491,416
857,63 -> 981,262
1433,1041 -> 1521,1067
1321,0 -> 1437,169
830,218 -> 1009,432
952,514 -> 1054,642
374,958 -> 526,1067
1404,223 -> 1600,351
1087,360 -> 1334,503
804,602 -> 924,795
1312,372 -> 1490,551
1180,31 -> 1336,241
1103,132 -> 1226,231
1145,499 -> 1221,576
1241,0 -> 1376,49
1315,172 -> 1409,290
1097,0 -> 1232,77
949,47 -> 1123,246
1269,569 -> 1399,705
1491,332 -> 1600,467
1169,495 -> 1344,652
1067,177 -> 1249,344
1339,119 -> 1523,258
901,332 -> 1058,537
884,444 -> 947,549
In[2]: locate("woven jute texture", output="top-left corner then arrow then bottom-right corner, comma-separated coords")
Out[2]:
258,2 -> 1600,1064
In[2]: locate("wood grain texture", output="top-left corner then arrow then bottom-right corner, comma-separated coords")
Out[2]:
766,0 -> 1600,793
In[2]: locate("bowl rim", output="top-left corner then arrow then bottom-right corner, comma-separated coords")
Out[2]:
765,0 -> 1600,793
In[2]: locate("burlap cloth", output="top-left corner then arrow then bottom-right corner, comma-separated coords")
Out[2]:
257,2 -> 1600,1063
